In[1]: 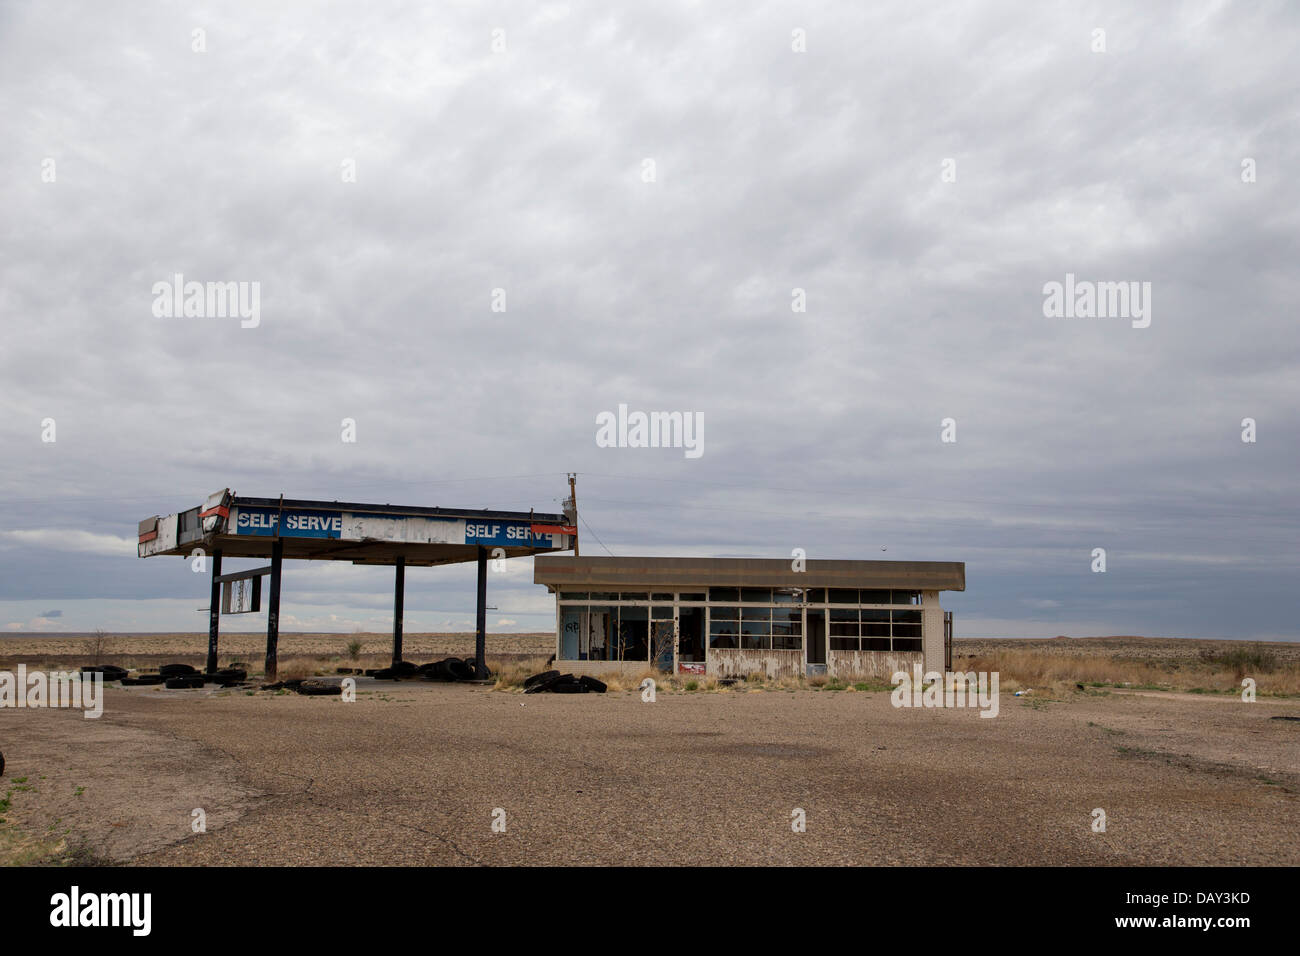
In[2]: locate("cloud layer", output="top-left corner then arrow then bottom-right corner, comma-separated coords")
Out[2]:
1,2 -> 1296,639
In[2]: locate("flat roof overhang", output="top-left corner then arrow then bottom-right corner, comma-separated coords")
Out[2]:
534,556 -> 965,591
139,490 -> 575,567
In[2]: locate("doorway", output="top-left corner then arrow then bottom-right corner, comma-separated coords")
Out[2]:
677,607 -> 705,667
806,610 -> 826,665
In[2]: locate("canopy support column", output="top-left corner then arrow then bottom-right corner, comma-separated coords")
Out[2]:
475,546 -> 488,673
206,549 -> 222,674
264,538 -> 283,682
392,555 -> 405,666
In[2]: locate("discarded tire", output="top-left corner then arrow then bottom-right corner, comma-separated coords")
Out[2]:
525,673 -> 593,694
578,676 -> 607,694
297,679 -> 342,696
164,676 -> 204,689
0,751 -> 4,776
81,665 -> 128,681
523,670 -> 561,689
372,668 -> 396,680
131,673 -> 165,685
393,660 -> 418,677
445,658 -> 473,681
160,664 -> 198,678
524,673 -> 565,694
461,658 -> 492,681
213,668 -> 247,683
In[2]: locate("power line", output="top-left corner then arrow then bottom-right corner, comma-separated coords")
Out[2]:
578,512 -> 615,557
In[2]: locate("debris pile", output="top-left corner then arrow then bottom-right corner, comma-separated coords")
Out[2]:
523,671 -> 606,694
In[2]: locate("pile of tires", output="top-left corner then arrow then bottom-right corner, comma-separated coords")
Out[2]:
370,657 -> 492,682
120,674 -> 165,686
523,672 -> 606,694
297,678 -> 342,696
80,665 -> 128,682
164,675 -> 205,689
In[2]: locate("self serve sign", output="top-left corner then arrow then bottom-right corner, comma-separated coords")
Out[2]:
234,508 -> 343,538
465,522 -> 537,546
233,508 -> 544,546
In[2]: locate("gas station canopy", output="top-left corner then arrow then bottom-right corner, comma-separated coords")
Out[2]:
138,489 -> 577,565
136,487 -> 578,680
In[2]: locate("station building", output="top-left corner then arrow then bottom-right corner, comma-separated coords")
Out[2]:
534,556 -> 964,680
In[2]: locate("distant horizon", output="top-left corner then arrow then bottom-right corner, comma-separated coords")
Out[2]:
2,630 -> 1297,645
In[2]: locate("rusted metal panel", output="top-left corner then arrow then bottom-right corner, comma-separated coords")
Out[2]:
141,514 -> 177,557
199,488 -> 231,532
707,648 -> 803,679
827,650 -> 921,681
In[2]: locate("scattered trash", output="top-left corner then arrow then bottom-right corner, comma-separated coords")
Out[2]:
1014,689 -> 1031,697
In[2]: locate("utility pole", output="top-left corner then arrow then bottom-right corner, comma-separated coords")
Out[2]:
566,472 -> 579,557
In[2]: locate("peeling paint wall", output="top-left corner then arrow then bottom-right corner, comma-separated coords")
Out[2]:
827,650 -> 921,681
707,648 -> 803,679
922,589 -> 944,673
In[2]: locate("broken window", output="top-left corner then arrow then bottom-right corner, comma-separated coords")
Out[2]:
615,606 -> 649,661
709,606 -> 740,648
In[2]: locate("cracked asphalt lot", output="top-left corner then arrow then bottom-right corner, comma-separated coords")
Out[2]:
2,681 -> 1297,865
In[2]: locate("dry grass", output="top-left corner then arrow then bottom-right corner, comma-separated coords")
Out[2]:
6,632 -> 1295,697
957,641 -> 1300,696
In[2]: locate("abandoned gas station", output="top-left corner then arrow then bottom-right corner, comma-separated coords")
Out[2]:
534,556 -> 963,680
138,487 -> 962,683
137,488 -> 576,680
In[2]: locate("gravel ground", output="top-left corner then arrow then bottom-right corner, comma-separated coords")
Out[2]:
2,681 -> 1296,866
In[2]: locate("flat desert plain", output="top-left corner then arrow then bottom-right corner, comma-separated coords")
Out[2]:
0,634 -> 1296,866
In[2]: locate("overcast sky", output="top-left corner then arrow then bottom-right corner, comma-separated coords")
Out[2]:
1,1 -> 1296,641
